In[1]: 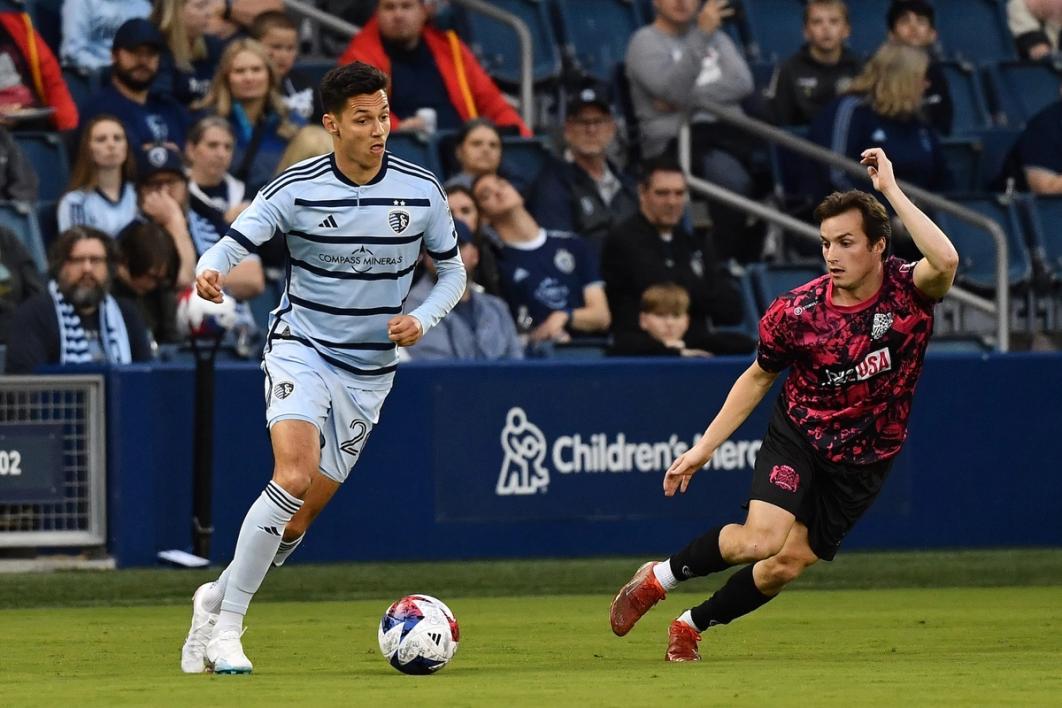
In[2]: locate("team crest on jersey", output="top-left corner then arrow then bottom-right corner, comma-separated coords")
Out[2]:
388,209 -> 411,234
554,248 -> 575,274
273,382 -> 294,399
689,251 -> 705,278
871,312 -> 894,340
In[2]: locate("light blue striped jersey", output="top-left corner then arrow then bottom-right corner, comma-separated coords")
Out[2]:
198,151 -> 464,389
57,184 -> 138,237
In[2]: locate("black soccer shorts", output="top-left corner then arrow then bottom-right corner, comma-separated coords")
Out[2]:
748,404 -> 894,561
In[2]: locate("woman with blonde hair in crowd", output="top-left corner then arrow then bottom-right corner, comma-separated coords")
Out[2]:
274,125 -> 332,174
195,38 -> 305,194
58,115 -> 138,237
151,0 -> 225,106
809,42 -> 950,206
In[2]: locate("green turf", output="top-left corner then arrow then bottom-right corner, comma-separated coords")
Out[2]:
2,588 -> 1060,707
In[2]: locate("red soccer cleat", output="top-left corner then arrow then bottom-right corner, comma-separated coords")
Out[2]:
665,620 -> 702,662
610,561 -> 667,636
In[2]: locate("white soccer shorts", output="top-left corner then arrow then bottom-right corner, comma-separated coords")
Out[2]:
262,340 -> 390,483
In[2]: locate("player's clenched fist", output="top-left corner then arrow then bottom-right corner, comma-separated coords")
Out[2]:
663,443 -> 713,496
196,269 -> 224,303
387,315 -> 424,347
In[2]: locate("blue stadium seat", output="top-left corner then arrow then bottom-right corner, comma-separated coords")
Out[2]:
62,67 -> 106,113
939,137 -> 982,193
14,131 -> 70,202
463,0 -> 562,86
37,199 -> 59,250
553,0 -> 644,84
0,201 -> 47,272
292,59 -> 335,88
500,136 -> 551,188
933,197 -> 1031,291
731,267 -> 764,335
387,133 -> 443,180
940,60 -> 992,133
984,61 -> 1062,128
970,127 -> 1022,191
845,0 -> 891,59
1020,195 -> 1062,283
747,262 -> 824,313
744,0 -> 806,62
934,0 -> 1016,62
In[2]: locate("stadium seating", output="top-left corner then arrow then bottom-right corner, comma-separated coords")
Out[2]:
462,0 -> 563,86
37,200 -> 59,250
744,0 -> 807,62
553,0 -> 644,84
984,61 -> 1062,128
1019,195 -> 1062,284
845,0 -> 891,59
29,0 -> 63,62
746,262 -> 824,313
62,68 -> 106,115
940,137 -> 982,194
933,196 -> 1031,291
969,127 -> 1022,192
14,131 -> 70,203
0,201 -> 47,272
940,61 -> 993,134
387,133 -> 444,179
500,135 -> 551,187
293,59 -> 336,90
934,0 -> 1016,63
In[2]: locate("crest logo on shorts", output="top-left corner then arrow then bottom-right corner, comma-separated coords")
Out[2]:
871,312 -> 894,340
769,464 -> 799,493
273,382 -> 294,400
339,420 -> 369,457
388,209 -> 411,234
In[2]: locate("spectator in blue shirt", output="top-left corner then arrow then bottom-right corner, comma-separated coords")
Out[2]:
60,0 -> 152,72
80,19 -> 190,150
473,173 -> 611,344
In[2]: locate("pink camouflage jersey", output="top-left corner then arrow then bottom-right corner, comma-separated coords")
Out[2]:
756,256 -> 936,464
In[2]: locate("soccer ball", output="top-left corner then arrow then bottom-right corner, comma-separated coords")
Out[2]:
378,594 -> 460,675
176,286 -> 238,339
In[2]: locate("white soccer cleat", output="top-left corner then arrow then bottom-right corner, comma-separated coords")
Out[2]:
180,582 -> 219,673
207,628 -> 253,675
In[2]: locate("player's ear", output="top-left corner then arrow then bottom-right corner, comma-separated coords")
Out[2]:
322,113 -> 341,137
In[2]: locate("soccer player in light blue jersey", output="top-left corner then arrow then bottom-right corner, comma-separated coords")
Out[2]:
179,62 -> 466,675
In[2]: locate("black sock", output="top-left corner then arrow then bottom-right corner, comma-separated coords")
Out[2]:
688,564 -> 773,631
669,526 -> 729,581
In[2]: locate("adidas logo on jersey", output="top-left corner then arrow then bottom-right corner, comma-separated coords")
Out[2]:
318,214 -> 338,229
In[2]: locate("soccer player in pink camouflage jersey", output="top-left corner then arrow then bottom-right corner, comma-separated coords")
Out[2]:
609,147 -> 959,662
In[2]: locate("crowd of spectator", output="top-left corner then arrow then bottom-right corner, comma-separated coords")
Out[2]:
2,0 -> 1060,372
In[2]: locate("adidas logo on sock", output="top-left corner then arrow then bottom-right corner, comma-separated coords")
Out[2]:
258,526 -> 281,536
318,214 -> 338,229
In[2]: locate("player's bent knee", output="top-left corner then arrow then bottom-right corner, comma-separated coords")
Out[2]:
272,467 -> 313,498
741,528 -> 788,561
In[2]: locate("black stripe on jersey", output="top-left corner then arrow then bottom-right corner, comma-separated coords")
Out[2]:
282,334 -> 399,376
289,293 -> 402,316
293,197 -> 431,207
427,244 -> 460,260
261,155 -> 330,198
388,162 -> 445,199
288,229 -> 423,245
262,163 -> 331,200
275,331 -> 395,351
226,227 -> 255,251
290,257 -> 418,281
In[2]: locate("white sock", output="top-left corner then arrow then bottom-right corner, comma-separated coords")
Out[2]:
654,560 -> 679,591
216,481 -> 303,628
202,566 -> 230,614
272,534 -> 304,567
677,610 -> 697,629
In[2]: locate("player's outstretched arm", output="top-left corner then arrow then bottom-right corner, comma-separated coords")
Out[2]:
861,148 -> 959,300
663,361 -> 779,496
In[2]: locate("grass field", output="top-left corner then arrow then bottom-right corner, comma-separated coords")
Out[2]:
2,550 -> 1061,707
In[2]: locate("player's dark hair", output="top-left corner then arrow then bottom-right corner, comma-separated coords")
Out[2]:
250,10 -> 298,39
804,0 -> 848,25
320,62 -> 388,116
814,190 -> 891,261
638,155 -> 685,187
48,226 -> 117,280
118,221 -> 178,284
886,0 -> 935,31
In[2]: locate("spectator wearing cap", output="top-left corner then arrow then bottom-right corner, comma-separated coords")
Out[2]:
402,220 -> 523,361
5,225 -> 152,373
886,0 -> 952,135
0,0 -> 78,130
526,83 -> 639,261
339,0 -> 530,136
60,0 -> 153,72
80,18 -> 190,151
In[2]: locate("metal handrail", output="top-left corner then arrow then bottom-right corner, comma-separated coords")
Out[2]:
677,102 -> 1009,350
283,0 -> 534,130
284,0 -> 360,37
450,0 -> 534,128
